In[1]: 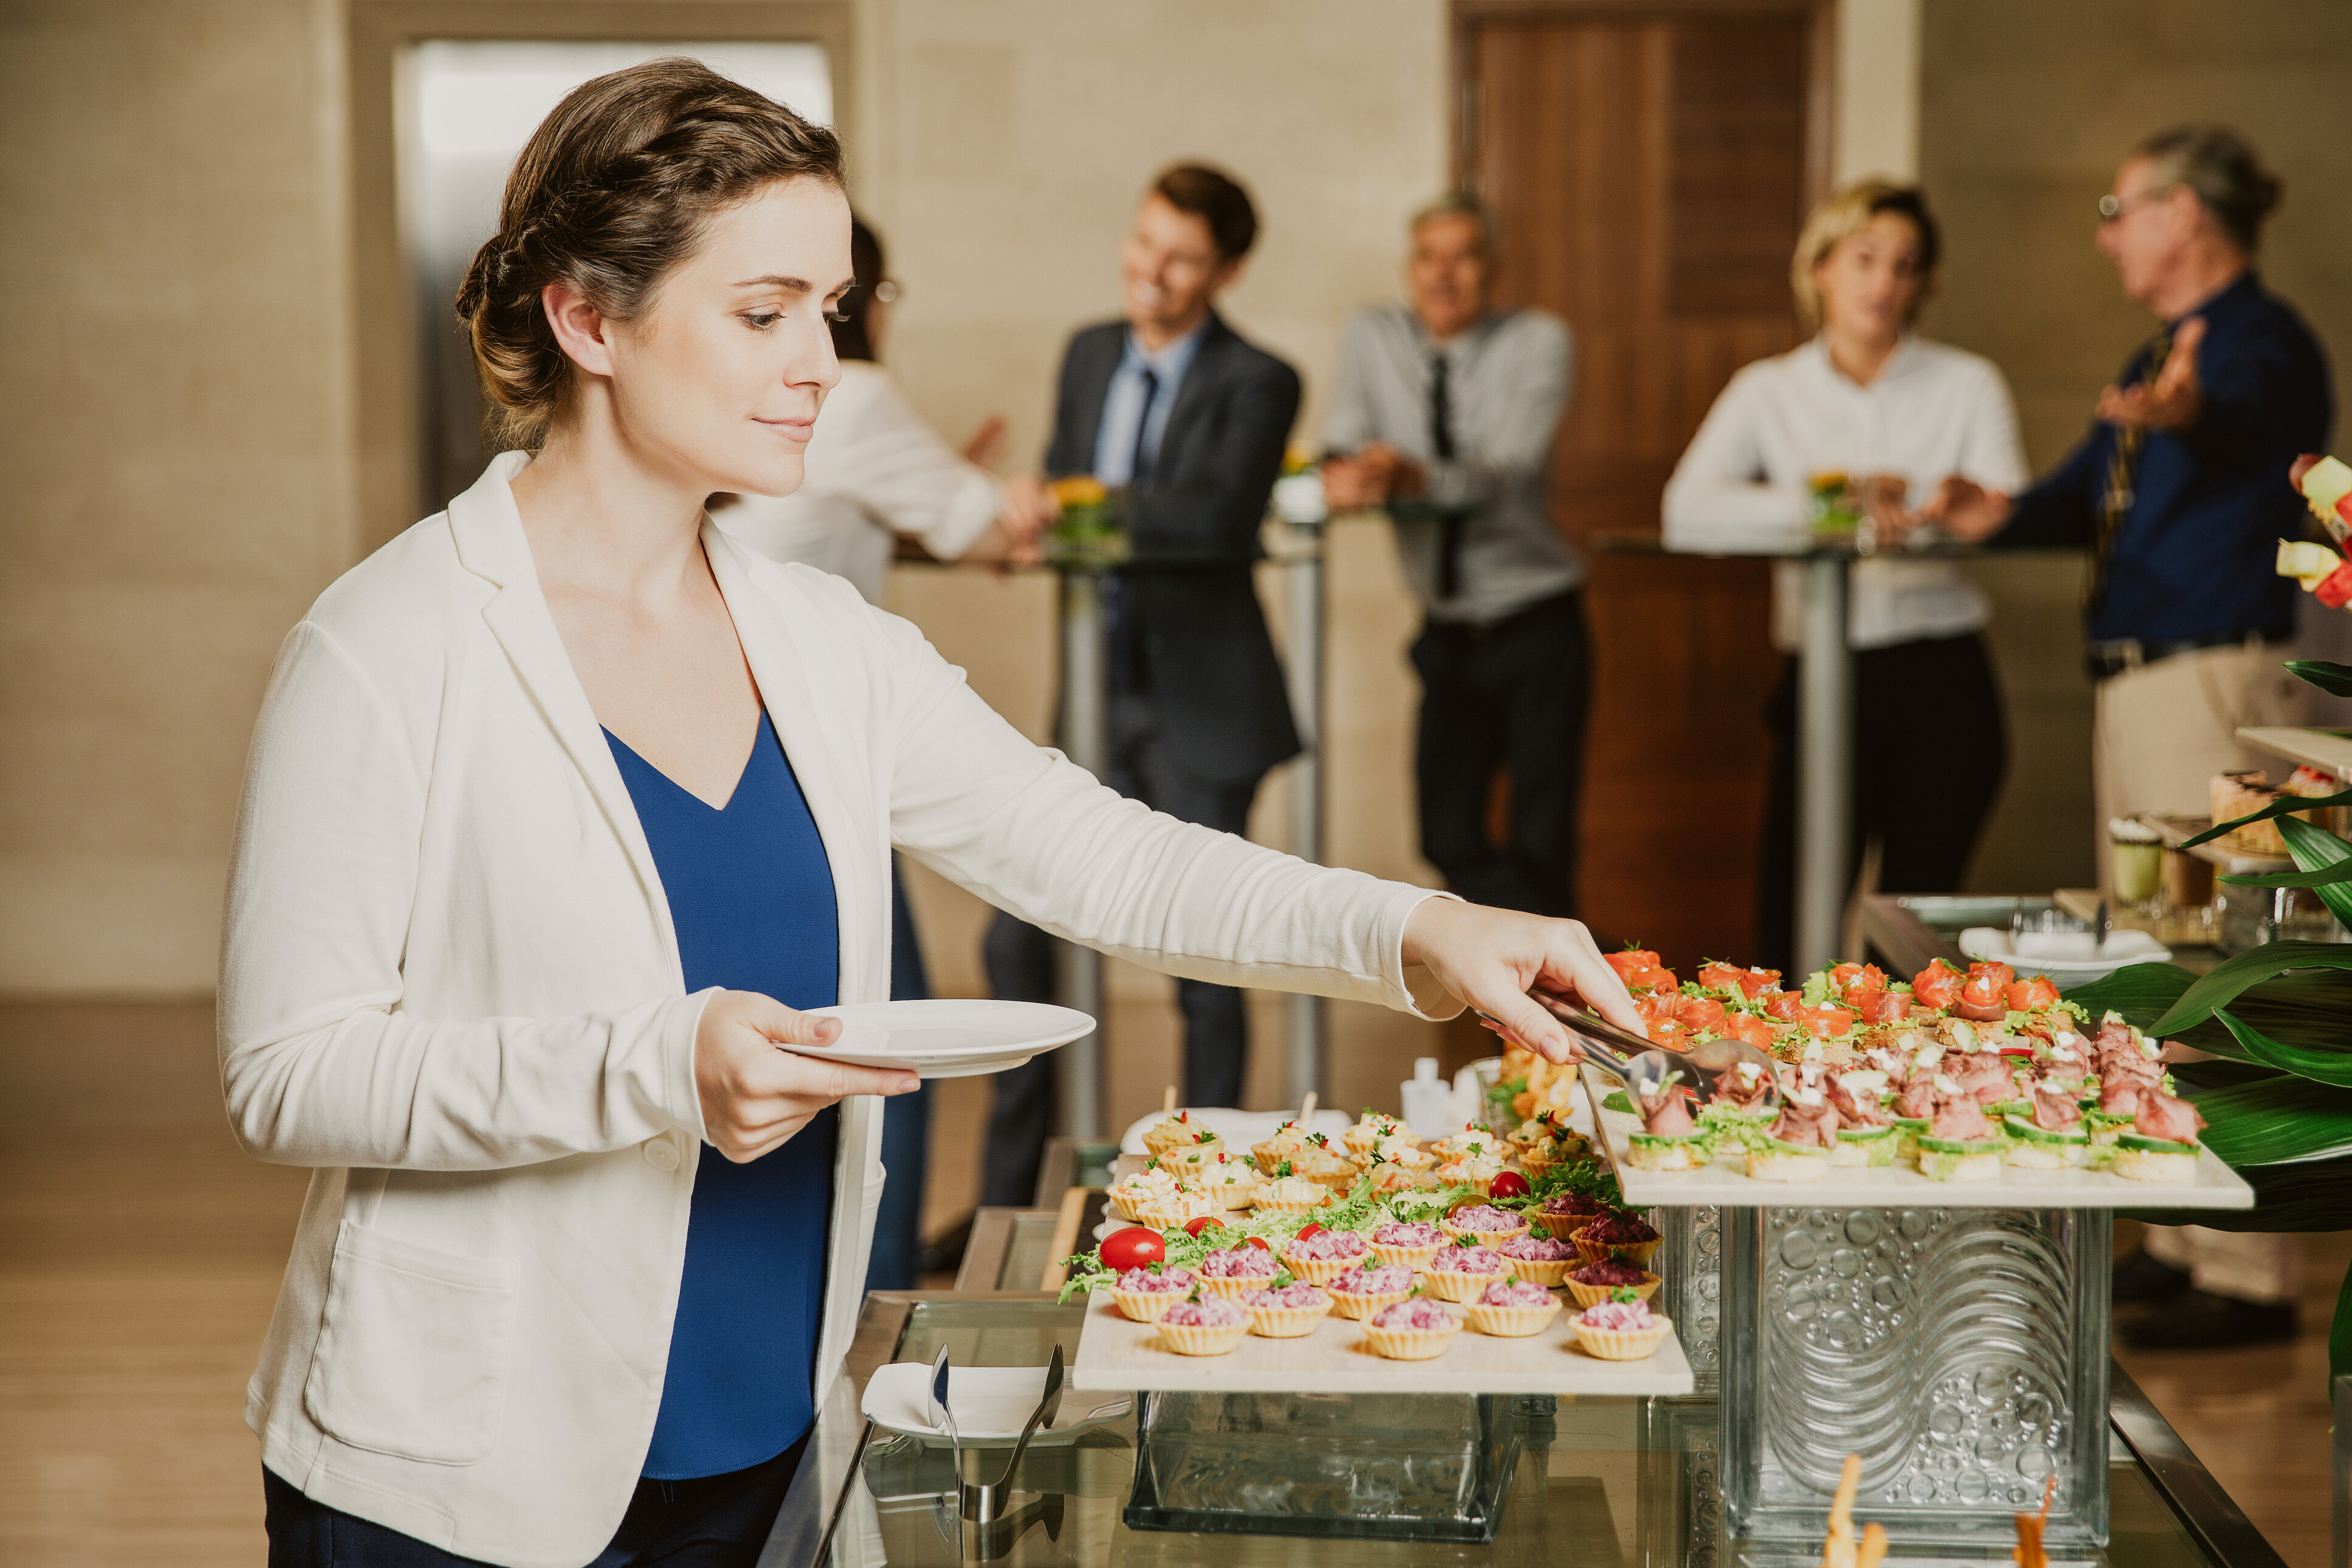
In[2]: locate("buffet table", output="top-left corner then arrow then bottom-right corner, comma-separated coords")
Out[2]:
763,1290 -> 2286,1566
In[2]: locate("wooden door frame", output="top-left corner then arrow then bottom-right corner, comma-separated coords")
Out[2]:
345,0 -> 854,552
1449,0 -> 1835,211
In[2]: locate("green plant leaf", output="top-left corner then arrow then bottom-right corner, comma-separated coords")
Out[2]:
2220,861 -> 2352,889
2179,785 -> 2352,848
2061,962 -> 2197,1023
2286,659 -> 2352,697
2278,814 -> 2352,930
2125,1150 -> 2352,1231
2149,942 -> 2352,1035
2193,1074 -> 2352,1166
2212,1007 -> 2352,1087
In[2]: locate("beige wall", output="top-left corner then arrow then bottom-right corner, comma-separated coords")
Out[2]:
1,0 -> 360,993
0,0 -> 2029,1000
1920,0 -> 2352,894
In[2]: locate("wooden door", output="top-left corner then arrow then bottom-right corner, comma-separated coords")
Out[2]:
1457,1 -> 1826,971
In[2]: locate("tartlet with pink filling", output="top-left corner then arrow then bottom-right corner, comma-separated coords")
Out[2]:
1322,1263 -> 1417,1319
1191,1245 -> 1280,1298
1572,1289 -> 1673,1360
1493,1231 -> 1579,1287
1362,1296 -> 1462,1360
1241,1281 -> 1334,1337
1463,1278 -> 1563,1337
1572,1213 -> 1661,1267
1441,1202 -> 1531,1247
1107,1265 -> 1199,1323
1156,1295 -> 1249,1356
1281,1227 -> 1372,1284
1417,1244 -> 1508,1303
1368,1219 -> 1446,1270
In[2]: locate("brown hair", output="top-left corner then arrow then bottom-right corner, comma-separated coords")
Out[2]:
829,215 -> 885,363
1151,163 -> 1259,262
453,57 -> 845,450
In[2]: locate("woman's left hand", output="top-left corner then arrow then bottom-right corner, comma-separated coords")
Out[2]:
1399,898 -> 1646,1063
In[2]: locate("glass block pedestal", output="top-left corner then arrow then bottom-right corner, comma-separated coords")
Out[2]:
1721,1205 -> 2113,1549
1122,1390 -> 1555,1542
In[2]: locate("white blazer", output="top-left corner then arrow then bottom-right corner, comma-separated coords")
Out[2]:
221,452 -> 1450,1567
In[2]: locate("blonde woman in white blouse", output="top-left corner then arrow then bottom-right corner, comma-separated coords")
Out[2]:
1664,180 -> 2028,970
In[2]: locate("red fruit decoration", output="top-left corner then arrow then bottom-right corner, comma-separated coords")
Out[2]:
1295,1222 -> 1326,1242
1243,1235 -> 1273,1252
1098,1227 -> 1166,1273
1184,1214 -> 1225,1238
1488,1171 -> 1531,1200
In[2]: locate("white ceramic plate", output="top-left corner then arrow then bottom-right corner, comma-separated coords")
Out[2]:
859,1361 -> 1130,1446
794,999 -> 1092,1079
1957,927 -> 2171,984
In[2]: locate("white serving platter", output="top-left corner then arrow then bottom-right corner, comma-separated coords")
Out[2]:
1957,925 -> 2171,984
1581,1065 -> 2255,1210
794,999 -> 1092,1079
1068,1290 -> 1693,1396
859,1361 -> 1130,1446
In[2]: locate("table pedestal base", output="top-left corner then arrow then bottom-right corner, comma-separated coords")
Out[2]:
1722,1206 -> 2113,1548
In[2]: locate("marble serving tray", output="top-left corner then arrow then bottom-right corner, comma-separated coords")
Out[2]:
1069,1289 -> 1693,1396
1581,1065 -> 2255,1210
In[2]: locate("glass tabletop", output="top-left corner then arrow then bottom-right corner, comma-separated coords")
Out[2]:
768,1294 -> 2280,1567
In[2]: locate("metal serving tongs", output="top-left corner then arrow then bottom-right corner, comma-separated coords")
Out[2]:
1513,987 -> 1783,1115
925,1345 -> 1069,1561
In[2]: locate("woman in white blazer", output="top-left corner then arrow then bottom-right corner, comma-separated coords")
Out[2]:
222,60 -> 1637,1568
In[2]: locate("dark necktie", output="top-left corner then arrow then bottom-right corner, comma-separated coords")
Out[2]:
2089,326 -> 2171,617
1105,365 -> 1161,695
1430,351 -> 1464,601
1129,367 -> 1161,491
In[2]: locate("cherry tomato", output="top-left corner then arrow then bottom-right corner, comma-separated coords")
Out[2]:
1098,1227 -> 1165,1272
2004,976 -> 2061,1011
1295,1222 -> 1326,1242
1605,948 -> 1662,982
1184,1214 -> 1225,1238
1911,959 -> 1964,1010
1242,1235 -> 1273,1252
1488,1171 -> 1531,1200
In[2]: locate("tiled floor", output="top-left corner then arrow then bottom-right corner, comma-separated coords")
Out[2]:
1,1001 -> 2342,1566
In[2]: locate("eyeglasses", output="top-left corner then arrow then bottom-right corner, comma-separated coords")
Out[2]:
873,279 -> 901,304
2098,187 -> 2169,223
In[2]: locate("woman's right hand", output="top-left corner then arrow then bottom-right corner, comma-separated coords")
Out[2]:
694,990 -> 919,1163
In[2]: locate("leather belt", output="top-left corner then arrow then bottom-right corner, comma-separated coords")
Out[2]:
2085,625 -> 2295,682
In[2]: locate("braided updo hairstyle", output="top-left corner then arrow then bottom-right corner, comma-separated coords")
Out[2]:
453,57 -> 845,450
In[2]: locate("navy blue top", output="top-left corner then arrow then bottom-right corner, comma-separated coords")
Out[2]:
606,710 -> 841,1481
1997,271 -> 2333,642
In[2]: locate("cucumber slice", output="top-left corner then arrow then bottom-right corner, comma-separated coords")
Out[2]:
1916,1135 -> 2006,1155
2003,1115 -> 2089,1147
1766,1136 -> 1832,1158
2117,1132 -> 2198,1155
1602,1091 -> 1634,1115
1629,1132 -> 1707,1149
1888,1116 -> 1930,1133
1836,1125 -> 1895,1143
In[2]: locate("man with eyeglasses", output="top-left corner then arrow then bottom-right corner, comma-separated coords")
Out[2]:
1930,124 -> 2330,1351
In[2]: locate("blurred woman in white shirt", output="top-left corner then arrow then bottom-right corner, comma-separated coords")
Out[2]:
715,219 -> 1051,1292
1664,181 -> 2028,970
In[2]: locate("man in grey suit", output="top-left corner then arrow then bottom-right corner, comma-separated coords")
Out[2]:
981,164 -> 1301,1207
